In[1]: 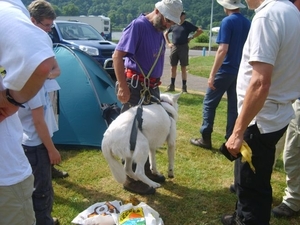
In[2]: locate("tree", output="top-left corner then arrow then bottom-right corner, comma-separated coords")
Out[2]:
62,3 -> 79,16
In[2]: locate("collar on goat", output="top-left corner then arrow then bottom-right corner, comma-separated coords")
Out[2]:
130,105 -> 143,151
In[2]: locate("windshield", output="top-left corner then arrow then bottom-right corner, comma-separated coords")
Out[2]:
56,22 -> 105,41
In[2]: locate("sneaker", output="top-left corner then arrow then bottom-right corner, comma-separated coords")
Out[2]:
190,138 -> 212,150
272,202 -> 298,217
221,214 -> 236,225
53,217 -> 59,225
221,213 -> 244,225
123,176 -> 156,195
165,84 -> 175,92
181,84 -> 187,93
52,166 -> 69,179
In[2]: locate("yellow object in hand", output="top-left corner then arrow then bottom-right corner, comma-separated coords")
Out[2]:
240,141 -> 256,173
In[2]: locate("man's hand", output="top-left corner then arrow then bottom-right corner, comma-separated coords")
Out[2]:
225,134 -> 243,158
208,76 -> 216,90
117,84 -> 131,103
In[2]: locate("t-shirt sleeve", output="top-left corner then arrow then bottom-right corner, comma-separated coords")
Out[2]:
216,18 -> 232,44
0,6 -> 54,91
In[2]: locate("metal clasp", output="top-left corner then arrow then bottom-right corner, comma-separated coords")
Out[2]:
130,74 -> 139,88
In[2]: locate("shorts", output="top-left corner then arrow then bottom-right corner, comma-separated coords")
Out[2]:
0,174 -> 35,225
170,43 -> 189,67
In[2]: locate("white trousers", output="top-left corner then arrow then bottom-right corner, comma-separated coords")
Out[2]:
281,99 -> 300,211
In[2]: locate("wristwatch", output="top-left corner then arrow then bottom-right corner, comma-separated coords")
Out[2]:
6,89 -> 25,108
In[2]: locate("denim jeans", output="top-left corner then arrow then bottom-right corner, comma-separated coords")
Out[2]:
200,72 -> 237,139
235,124 -> 287,225
23,144 -> 54,225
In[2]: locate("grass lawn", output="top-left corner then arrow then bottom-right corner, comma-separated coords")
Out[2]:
52,91 -> 298,225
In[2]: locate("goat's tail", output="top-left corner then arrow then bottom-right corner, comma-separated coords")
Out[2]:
101,143 -> 126,184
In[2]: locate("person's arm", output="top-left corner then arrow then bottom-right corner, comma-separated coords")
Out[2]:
0,57 -> 55,122
9,57 -> 55,103
47,59 -> 60,79
188,27 -> 203,42
164,30 -> 173,48
112,50 -> 130,103
31,106 -> 61,165
225,61 -> 273,156
208,43 -> 228,90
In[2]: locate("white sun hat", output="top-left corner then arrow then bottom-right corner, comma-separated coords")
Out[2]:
217,0 -> 246,10
155,0 -> 183,24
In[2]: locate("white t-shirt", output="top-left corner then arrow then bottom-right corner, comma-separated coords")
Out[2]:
237,0 -> 300,133
18,86 -> 58,146
0,0 -> 54,186
0,0 -> 54,91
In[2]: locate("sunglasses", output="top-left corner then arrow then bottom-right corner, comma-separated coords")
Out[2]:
38,21 -> 54,29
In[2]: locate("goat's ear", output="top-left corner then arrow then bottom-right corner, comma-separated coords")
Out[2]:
173,93 -> 181,102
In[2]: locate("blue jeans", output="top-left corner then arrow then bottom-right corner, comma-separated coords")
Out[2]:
23,144 -> 54,225
235,124 -> 287,225
200,72 -> 238,139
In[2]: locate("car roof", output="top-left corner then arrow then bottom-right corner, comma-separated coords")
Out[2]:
54,20 -> 89,25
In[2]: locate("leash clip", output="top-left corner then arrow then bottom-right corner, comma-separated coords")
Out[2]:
130,74 -> 139,88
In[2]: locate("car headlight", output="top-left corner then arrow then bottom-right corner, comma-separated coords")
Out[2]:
79,45 -> 99,56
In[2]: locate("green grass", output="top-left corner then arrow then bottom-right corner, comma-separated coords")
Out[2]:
188,56 -> 215,78
52,92 -> 298,225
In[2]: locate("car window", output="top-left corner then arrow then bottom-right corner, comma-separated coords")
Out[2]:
56,22 -> 105,41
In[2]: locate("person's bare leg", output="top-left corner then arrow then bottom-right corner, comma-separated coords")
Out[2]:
166,66 -> 177,91
181,66 -> 187,92
171,65 -> 177,79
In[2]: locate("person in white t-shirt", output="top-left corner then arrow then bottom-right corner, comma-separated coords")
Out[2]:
221,0 -> 300,225
272,0 -> 300,218
28,0 -> 69,180
18,85 -> 61,225
0,0 -> 55,225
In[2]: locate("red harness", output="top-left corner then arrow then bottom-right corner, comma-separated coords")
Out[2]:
126,69 -> 161,88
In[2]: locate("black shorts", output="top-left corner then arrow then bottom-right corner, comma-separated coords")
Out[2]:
170,43 -> 189,67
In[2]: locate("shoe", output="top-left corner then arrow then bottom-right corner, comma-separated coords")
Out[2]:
182,84 -> 187,93
190,138 -> 212,149
229,184 -> 236,194
221,213 -> 244,225
52,166 -> 69,179
144,159 -> 166,183
221,214 -> 235,225
272,202 -> 298,217
146,172 -> 166,183
123,176 -> 156,195
165,84 -> 175,92
53,217 -> 59,225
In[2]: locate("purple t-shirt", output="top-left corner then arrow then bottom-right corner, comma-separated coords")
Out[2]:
116,14 -> 165,79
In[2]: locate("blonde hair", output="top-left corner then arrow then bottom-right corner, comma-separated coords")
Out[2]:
28,0 -> 56,22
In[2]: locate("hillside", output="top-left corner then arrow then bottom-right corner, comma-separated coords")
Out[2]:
22,0 -> 254,30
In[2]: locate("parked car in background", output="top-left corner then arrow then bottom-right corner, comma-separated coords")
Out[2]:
50,20 -> 117,80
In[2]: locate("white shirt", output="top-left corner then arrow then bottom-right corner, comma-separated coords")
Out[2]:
18,86 -> 58,146
0,0 -> 54,186
237,0 -> 300,133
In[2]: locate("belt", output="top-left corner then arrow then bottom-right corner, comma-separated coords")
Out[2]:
126,69 -> 161,88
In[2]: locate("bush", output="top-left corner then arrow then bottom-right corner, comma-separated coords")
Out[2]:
195,32 -> 209,43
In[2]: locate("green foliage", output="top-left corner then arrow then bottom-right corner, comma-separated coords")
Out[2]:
62,3 -> 79,16
22,0 -> 255,31
196,32 -> 209,43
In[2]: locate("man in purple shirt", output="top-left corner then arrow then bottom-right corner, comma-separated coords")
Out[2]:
112,0 -> 183,195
